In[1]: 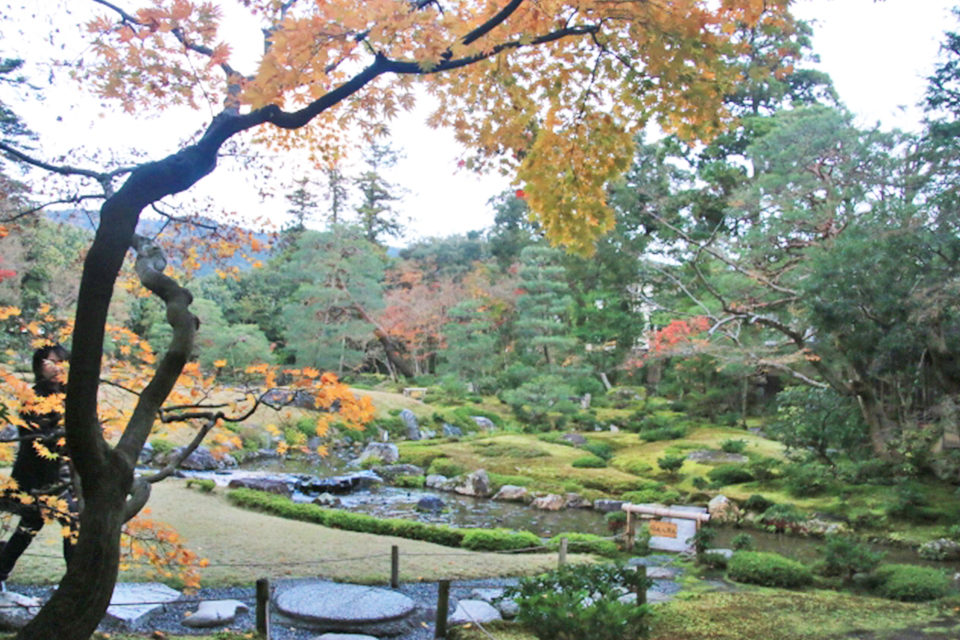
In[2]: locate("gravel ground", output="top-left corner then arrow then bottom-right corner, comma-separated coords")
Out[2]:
9,577 -> 522,639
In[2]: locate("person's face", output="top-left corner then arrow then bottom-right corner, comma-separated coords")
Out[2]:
41,354 -> 66,384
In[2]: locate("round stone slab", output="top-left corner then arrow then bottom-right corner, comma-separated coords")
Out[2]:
275,581 -> 415,633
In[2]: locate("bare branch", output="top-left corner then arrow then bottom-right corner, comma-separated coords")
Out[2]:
0,194 -> 104,223
0,140 -> 134,185
141,414 -> 219,484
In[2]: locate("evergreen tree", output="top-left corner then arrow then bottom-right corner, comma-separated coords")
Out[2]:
354,142 -> 406,245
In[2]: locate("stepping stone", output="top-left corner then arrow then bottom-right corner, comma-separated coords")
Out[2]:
628,555 -> 676,567
469,588 -> 506,602
313,634 -> 380,640
106,583 -> 182,624
275,581 -> 415,636
647,566 -> 681,579
448,599 -> 502,625
182,599 -> 249,628
0,591 -> 41,630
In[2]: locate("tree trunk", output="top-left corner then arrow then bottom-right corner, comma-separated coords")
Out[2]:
855,391 -> 897,459
17,461 -> 129,640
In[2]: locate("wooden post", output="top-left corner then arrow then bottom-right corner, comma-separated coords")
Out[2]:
256,578 -> 271,639
625,510 -> 636,550
391,544 -> 400,589
636,564 -> 647,606
435,580 -> 451,639
558,536 -> 568,567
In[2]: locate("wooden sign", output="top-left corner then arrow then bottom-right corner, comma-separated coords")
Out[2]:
649,520 -> 678,538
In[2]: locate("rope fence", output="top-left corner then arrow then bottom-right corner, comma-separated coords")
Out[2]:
5,532 -> 631,639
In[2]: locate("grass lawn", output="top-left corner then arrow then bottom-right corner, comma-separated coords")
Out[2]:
5,478 -> 584,587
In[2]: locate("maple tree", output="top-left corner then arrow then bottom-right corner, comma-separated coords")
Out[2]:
0,0 -> 792,637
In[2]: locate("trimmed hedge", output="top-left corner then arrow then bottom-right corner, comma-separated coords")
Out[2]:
874,564 -> 953,602
228,488 -> 549,553
461,528 -> 542,552
228,488 -> 465,547
547,533 -> 618,557
727,551 -> 812,588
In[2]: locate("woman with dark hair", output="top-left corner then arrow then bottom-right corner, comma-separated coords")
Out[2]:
0,344 -> 78,584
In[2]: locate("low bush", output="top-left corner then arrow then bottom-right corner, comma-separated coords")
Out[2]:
707,464 -> 755,486
604,511 -> 627,531
427,458 -> 467,478
818,535 -> 884,581
760,504 -> 807,533
639,425 -> 688,442
461,528 -> 542,552
621,488 -> 681,505
571,455 -> 607,468
185,478 -> 216,492
885,482 -> 941,523
610,456 -> 653,476
227,488 -> 466,547
783,462 -> 835,497
537,432 -> 576,447
731,533 -> 755,551
548,533 -> 619,557
874,564 -> 952,602
657,454 -> 685,474
471,441 -> 548,459
393,474 -> 426,488
700,551 -> 729,570
743,494 -> 775,513
397,447 -> 444,468
582,440 -> 614,460
746,457 -> 782,481
720,439 -> 747,454
507,563 -> 651,640
727,551 -> 813,588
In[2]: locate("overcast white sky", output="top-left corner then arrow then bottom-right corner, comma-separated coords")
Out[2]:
2,0 -> 957,244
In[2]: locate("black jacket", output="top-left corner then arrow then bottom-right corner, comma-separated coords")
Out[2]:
13,380 -> 65,491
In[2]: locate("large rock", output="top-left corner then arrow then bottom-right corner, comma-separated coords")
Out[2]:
182,600 -> 249,628
0,592 -> 41,630
296,471 -> 382,495
416,495 -> 446,512
442,424 -> 463,438
565,493 -> 592,509
919,538 -> 960,561
593,499 -> 625,513
532,494 -> 566,511
275,581 -> 415,635
313,493 -> 342,507
454,469 -> 492,497
562,433 -> 587,446
687,449 -> 748,464
707,495 -> 740,524
448,600 -> 502,626
106,582 -> 182,624
472,416 -> 496,431
357,442 -> 400,465
492,485 -> 529,502
375,464 -> 425,480
400,409 -> 421,441
426,474 -> 458,491
227,477 -> 292,497
160,446 -> 223,471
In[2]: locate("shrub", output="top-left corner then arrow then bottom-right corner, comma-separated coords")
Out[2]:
610,457 -> 653,476
548,534 -> 619,557
359,454 -> 383,470
783,462 -> 835,497
700,551 -> 728,570
692,526 -> 716,557
226,488 -> 467,547
572,455 -> 607,468
818,535 -> 884,581
397,447 -> 444,468
691,476 -> 709,490
149,437 -> 176,456
621,488 -> 681,505
427,458 -> 466,478
747,457 -> 782,481
461,528 -> 542,552
393,474 -> 426,488
720,439 -> 747,454
639,425 -> 688,442
874,564 -> 952,602
604,511 -> 627,532
743,494 -> 775,513
657,454 -> 685,474
507,563 -> 651,640
727,551 -> 813,588
537,432 -> 576,447
760,504 -> 806,533
185,478 -> 216,493
731,533 -> 755,551
707,464 -> 754,486
885,482 -> 940,523
582,441 -> 614,460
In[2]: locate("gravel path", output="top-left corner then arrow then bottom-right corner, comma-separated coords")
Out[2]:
9,578 -> 522,639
